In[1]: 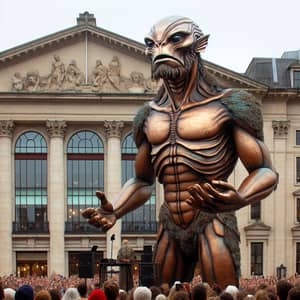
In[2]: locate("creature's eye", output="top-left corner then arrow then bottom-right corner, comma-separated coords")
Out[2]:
169,33 -> 187,44
144,38 -> 155,48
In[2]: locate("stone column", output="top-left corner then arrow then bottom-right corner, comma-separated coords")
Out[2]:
0,120 -> 14,275
46,120 -> 67,276
104,121 -> 124,259
271,120 -> 290,273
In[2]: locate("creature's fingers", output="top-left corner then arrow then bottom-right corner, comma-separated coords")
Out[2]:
81,208 -> 96,218
211,180 -> 235,191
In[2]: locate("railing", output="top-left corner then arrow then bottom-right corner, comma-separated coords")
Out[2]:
65,222 -> 103,234
13,222 -> 49,234
121,221 -> 158,234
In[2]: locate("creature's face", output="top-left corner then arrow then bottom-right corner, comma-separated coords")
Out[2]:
144,16 -> 208,80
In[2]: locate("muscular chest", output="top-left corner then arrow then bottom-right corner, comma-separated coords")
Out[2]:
144,102 -> 231,145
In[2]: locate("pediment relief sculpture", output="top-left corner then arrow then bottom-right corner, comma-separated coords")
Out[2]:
11,54 -> 159,93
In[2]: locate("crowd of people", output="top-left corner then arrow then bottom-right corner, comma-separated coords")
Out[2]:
1,273 -> 300,300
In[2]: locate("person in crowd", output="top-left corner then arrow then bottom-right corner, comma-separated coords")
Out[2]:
77,283 -> 88,300
155,294 -> 167,300
34,290 -> 52,300
134,287 -> 152,300
169,291 -> 190,300
15,284 -> 34,300
0,284 -> 4,300
276,280 -> 293,300
88,289 -> 107,300
4,288 -> 15,300
191,283 -> 208,300
287,287 -> 300,300
62,288 -> 81,300
49,289 -> 62,300
150,286 -> 162,300
224,286 -> 239,300
219,293 -> 234,300
103,280 -> 119,300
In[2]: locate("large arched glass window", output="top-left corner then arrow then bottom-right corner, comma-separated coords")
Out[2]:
66,130 -> 104,233
14,131 -> 48,233
121,133 -> 157,233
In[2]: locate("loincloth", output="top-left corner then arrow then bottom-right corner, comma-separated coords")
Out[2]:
157,203 -> 241,275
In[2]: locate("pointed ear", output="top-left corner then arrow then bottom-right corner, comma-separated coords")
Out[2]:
194,34 -> 210,53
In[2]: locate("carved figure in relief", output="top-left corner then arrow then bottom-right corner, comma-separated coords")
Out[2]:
11,72 -> 23,91
24,71 -> 40,91
48,54 -> 65,89
128,71 -> 145,93
107,56 -> 122,90
83,16 -> 278,288
65,60 -> 83,89
91,59 -> 108,91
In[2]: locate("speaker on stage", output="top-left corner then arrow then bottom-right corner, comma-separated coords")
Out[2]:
140,245 -> 154,287
78,253 -> 93,278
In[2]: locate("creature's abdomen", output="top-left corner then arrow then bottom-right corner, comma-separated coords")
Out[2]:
145,102 -> 238,227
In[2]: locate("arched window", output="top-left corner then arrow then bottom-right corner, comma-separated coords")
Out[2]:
121,133 -> 157,233
14,131 -> 48,233
66,130 -> 104,233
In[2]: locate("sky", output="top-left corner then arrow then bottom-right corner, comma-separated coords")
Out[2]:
0,0 -> 300,73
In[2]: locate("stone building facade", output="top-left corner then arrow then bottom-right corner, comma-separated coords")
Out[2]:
0,12 -> 297,279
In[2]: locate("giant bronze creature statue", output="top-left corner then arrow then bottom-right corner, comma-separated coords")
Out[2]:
82,16 -> 278,288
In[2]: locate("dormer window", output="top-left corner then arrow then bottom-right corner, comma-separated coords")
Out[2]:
293,70 -> 300,88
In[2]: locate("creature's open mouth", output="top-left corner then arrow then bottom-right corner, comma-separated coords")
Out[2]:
153,54 -> 182,66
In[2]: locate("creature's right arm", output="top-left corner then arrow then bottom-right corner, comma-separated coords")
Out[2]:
113,140 -> 155,219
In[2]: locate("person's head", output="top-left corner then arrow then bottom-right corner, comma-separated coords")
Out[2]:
119,290 -> 127,300
277,280 -> 293,300
4,288 -> 15,300
254,290 -> 270,300
133,287 -> 152,300
220,293 -> 234,300
77,283 -> 88,298
122,240 -> 129,246
191,283 -> 207,300
160,284 -> 170,297
155,294 -> 167,300
287,287 -> 300,300
15,285 -> 34,300
224,285 -> 239,300
103,280 -> 119,300
62,288 -> 80,300
34,290 -> 51,300
150,286 -> 162,300
49,289 -> 61,300
88,289 -> 107,300
169,291 -> 189,300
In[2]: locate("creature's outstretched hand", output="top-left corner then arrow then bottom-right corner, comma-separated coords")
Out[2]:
187,180 -> 246,213
81,191 -> 116,231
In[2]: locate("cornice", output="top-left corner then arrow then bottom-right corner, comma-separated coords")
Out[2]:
203,60 -> 269,90
0,92 -> 155,103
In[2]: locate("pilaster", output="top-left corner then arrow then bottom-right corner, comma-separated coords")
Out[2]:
104,120 -> 124,259
0,120 -> 14,275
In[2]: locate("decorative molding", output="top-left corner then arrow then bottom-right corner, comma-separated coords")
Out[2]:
46,120 -> 67,138
0,120 -> 15,137
272,120 -> 290,138
104,121 -> 124,138
244,221 -> 271,239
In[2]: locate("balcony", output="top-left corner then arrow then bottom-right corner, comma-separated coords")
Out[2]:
121,221 -> 158,234
13,221 -> 49,234
65,221 -> 103,234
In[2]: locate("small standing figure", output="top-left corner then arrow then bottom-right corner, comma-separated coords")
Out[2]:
65,60 -> 83,89
107,56 -> 121,91
48,54 -> 65,89
11,72 -> 24,91
117,239 -> 135,291
92,59 -> 108,91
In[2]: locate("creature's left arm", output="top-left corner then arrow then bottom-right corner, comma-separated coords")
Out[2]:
187,126 -> 278,212
233,126 -> 278,204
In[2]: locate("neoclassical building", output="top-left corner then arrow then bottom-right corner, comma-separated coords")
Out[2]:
0,12 -> 297,279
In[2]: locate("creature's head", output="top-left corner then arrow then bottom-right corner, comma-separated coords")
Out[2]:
145,16 -> 209,81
